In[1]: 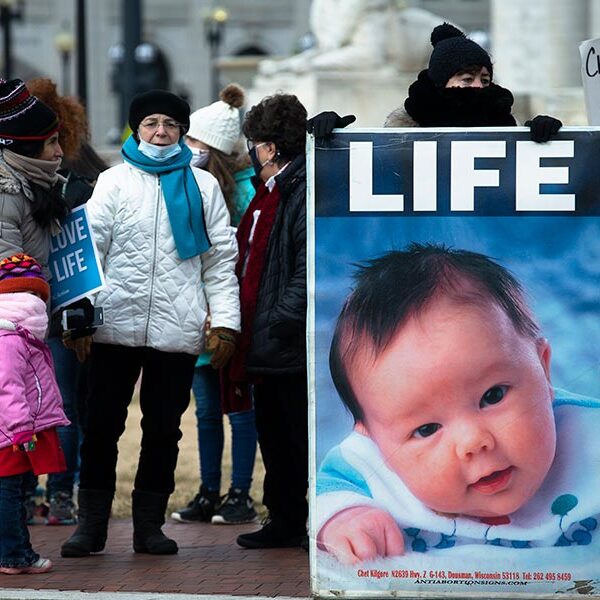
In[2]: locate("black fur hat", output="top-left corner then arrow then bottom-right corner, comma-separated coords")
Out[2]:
427,23 -> 493,87
128,89 -> 190,133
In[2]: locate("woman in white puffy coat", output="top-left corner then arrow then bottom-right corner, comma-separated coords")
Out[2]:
61,90 -> 240,559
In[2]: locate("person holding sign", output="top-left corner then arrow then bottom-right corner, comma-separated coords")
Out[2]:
0,254 -> 69,575
307,23 -> 562,142
228,94 -> 309,550
61,89 -> 240,558
0,79 -> 99,526
25,77 -> 109,528
0,78 -> 68,274
317,245 -> 600,564
0,79 -> 68,524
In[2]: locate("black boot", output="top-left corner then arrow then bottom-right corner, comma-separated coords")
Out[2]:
61,489 -> 114,557
132,490 -> 178,554
236,515 -> 306,549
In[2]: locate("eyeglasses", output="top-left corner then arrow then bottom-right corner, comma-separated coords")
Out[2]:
140,119 -> 183,133
246,139 -> 269,151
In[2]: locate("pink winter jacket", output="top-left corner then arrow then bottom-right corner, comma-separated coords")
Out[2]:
0,320 -> 69,450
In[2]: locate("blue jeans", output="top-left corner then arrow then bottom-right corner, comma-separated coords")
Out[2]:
0,473 -> 39,568
193,366 -> 257,492
46,336 -> 81,497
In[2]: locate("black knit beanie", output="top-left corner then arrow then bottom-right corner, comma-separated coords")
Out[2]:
0,79 -> 58,146
427,23 -> 493,87
128,89 -> 190,133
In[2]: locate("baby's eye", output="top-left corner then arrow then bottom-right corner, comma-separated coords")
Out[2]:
480,385 -> 508,407
413,423 -> 441,438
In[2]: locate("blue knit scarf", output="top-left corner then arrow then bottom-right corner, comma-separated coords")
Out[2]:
121,135 -> 210,260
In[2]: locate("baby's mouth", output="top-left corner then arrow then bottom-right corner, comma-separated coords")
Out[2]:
470,466 -> 514,494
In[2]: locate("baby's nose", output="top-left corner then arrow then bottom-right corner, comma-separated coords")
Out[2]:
455,421 -> 495,459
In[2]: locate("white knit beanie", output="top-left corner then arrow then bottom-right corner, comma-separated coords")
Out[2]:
187,83 -> 244,155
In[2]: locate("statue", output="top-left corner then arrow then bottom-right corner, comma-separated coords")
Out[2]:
259,0 -> 449,75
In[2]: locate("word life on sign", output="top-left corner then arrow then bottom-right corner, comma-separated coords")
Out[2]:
313,128 -> 600,217
48,205 -> 105,313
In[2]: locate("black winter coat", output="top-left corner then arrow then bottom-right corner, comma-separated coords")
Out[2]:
247,155 -> 306,374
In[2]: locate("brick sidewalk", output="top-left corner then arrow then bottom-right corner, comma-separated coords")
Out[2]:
0,519 -> 310,597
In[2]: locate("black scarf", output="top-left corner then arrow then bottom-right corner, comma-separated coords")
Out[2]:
404,70 -> 517,128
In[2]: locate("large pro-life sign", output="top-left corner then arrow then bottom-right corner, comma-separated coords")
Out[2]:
49,205 -> 105,313
308,128 -> 600,598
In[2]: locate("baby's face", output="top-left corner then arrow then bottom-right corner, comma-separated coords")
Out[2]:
349,295 -> 556,518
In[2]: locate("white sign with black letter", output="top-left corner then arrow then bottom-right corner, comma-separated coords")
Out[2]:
580,37 -> 600,125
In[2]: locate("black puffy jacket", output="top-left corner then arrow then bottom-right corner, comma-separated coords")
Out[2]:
246,155 -> 306,374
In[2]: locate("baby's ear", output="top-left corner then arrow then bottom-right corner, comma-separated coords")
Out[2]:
536,337 -> 552,384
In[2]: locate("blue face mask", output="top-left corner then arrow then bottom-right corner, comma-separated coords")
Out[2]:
138,138 -> 182,162
249,145 -> 270,177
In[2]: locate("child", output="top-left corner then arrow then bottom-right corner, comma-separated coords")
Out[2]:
0,254 -> 69,574
317,243 -> 600,564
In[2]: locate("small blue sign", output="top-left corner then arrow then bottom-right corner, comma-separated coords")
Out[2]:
48,205 -> 105,313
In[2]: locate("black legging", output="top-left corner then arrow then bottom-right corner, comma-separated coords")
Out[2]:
78,343 -> 196,494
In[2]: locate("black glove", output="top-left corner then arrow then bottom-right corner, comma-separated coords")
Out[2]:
67,325 -> 96,341
306,111 -> 356,139
525,115 -> 562,143
62,297 -> 97,339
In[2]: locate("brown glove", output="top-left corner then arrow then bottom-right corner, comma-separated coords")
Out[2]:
62,331 -> 93,363
205,326 -> 237,369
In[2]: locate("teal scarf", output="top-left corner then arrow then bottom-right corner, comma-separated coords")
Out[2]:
121,135 -> 210,260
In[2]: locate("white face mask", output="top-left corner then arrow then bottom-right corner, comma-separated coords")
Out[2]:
137,138 -> 182,161
189,147 -> 210,168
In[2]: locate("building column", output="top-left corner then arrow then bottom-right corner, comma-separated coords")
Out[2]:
589,0 -> 600,39
492,0 -> 586,92
491,0 -> 546,94
544,0 -> 587,88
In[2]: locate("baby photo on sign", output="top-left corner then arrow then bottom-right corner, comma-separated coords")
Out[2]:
312,215 -> 600,594
317,243 -> 599,562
